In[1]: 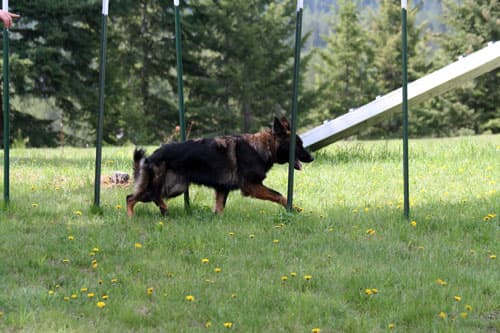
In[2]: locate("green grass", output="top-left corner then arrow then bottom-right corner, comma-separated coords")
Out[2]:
0,136 -> 498,332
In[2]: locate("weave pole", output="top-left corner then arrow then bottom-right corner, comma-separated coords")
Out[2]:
2,0 -> 10,205
174,0 -> 189,209
93,0 -> 109,208
286,0 -> 304,211
401,0 -> 410,218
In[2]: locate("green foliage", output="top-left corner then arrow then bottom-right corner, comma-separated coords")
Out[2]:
315,0 -> 376,119
0,135 -> 499,331
436,0 -> 500,135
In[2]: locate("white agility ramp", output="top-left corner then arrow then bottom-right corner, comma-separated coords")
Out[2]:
301,41 -> 500,151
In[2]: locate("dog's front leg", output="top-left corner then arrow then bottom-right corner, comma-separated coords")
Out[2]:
241,183 -> 287,208
154,198 -> 169,216
126,194 -> 137,217
214,190 -> 229,213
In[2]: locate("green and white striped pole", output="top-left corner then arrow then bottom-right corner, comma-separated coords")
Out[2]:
93,0 -> 109,208
287,0 -> 304,211
2,0 -> 10,205
401,0 -> 410,218
174,0 -> 189,209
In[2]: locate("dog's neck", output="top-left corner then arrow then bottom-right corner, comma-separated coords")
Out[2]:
243,129 -> 277,165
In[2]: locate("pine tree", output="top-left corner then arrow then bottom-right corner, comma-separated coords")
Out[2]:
5,1 -> 102,146
437,0 -> 500,134
185,0 -> 302,134
315,0 -> 375,119
365,0 -> 431,137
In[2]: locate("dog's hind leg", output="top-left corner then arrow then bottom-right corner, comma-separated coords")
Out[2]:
214,189 -> 230,213
241,183 -> 287,208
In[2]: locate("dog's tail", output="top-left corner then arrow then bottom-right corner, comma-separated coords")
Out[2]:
133,148 -> 147,181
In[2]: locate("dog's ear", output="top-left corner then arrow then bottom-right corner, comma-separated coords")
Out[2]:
273,117 -> 287,136
280,117 -> 290,130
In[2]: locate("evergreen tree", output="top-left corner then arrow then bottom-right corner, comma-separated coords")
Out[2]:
4,1 -> 101,146
437,0 -> 500,134
186,0 -> 303,134
315,0 -> 375,119
365,0 -> 431,138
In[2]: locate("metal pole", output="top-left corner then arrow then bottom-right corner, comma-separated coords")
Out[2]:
94,0 -> 109,208
401,0 -> 410,218
286,0 -> 303,211
2,0 -> 10,205
174,0 -> 189,209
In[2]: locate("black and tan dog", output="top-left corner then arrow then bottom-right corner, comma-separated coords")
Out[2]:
126,117 -> 313,216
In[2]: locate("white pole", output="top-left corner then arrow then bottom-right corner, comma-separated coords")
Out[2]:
2,0 -> 8,11
174,0 -> 179,7
102,0 -> 109,16
401,0 -> 407,9
297,0 -> 303,12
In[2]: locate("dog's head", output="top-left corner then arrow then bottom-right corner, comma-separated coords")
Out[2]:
272,117 -> 314,170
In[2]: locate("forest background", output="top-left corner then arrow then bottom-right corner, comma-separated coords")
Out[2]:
0,0 -> 498,147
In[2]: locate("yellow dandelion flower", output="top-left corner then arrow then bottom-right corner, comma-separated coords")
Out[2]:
74,210 -> 83,216
304,275 -> 312,281
134,242 -> 142,249
98,279 -> 103,285
92,260 -> 98,269
454,295 -> 462,302
92,247 -> 100,253
249,234 -> 255,239
102,294 -> 109,300
231,293 -> 237,298
147,287 -> 154,295
63,296 -> 70,301
273,239 -> 280,244
158,221 -> 164,227
388,323 -> 396,330
185,295 -> 195,302
371,288 -> 378,294
364,207 -> 369,213
365,289 -> 373,296
205,321 -> 212,328
438,312 -> 447,319
62,259 -> 70,264
71,294 -> 78,299
111,278 -> 119,284
281,275 -> 288,282
214,267 -> 221,273
87,292 -> 95,298
290,272 -> 297,278
32,203 -> 39,208
228,232 -> 235,237
48,290 -> 55,295
465,304 -> 473,312
80,287 -> 88,293
460,312 -> 468,319
67,235 -> 75,241
115,204 -> 122,209
201,258 -> 209,264
410,221 -> 417,227
223,322 -> 233,328
436,278 -> 447,286
490,254 -> 497,260
366,228 -> 376,235
312,328 -> 321,333
97,301 -> 106,308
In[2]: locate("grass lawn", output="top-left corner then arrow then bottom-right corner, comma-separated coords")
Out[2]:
0,135 -> 498,332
